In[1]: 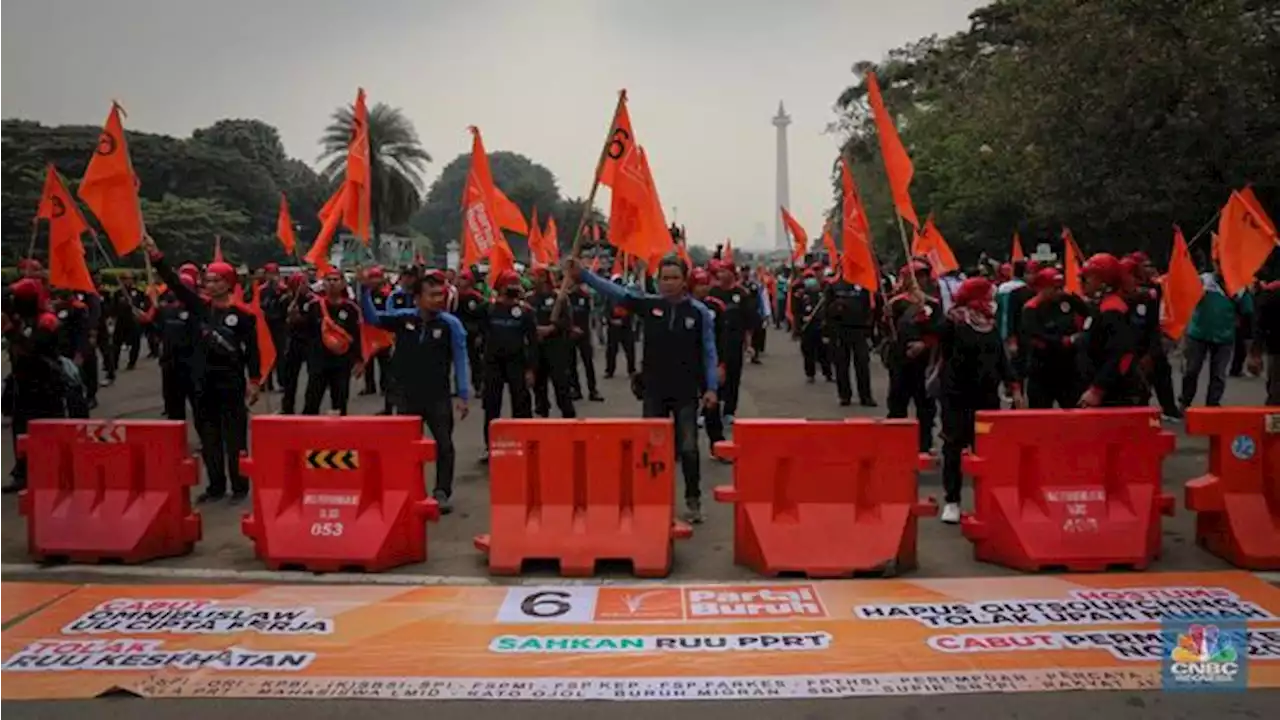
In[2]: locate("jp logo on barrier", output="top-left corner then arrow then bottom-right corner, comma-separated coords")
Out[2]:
239,416 -> 439,573
1184,408 -> 1280,570
475,419 -> 692,577
712,419 -> 937,577
960,408 -> 1177,572
16,420 -> 201,563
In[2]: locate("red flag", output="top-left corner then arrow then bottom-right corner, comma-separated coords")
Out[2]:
78,102 -> 144,255
608,142 -> 668,263
213,235 -> 224,263
723,239 -> 735,266
611,251 -> 624,277
780,206 -> 808,262
865,73 -> 918,229
1161,226 -> 1204,341
492,186 -> 530,235
276,193 -> 297,254
527,207 -> 545,266
676,240 -> 692,268
1012,231 -> 1026,262
544,216 -> 561,263
238,282 -> 277,380
38,165 -> 96,294
344,88 -> 372,244
821,221 -> 839,264
598,91 -> 633,188
840,159 -> 879,290
913,216 -> 958,274
460,127 -> 510,275
1217,189 -> 1277,296
360,291 -> 396,363
306,184 -> 349,276
1062,227 -> 1083,296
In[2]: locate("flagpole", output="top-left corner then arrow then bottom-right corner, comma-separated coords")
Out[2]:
1186,209 -> 1222,248
552,89 -> 627,323
26,218 -> 39,259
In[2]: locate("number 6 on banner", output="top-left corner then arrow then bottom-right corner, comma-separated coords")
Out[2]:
494,587 -> 599,623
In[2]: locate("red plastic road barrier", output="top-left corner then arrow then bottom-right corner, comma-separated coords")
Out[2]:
960,409 -> 1176,572
239,416 -> 438,572
711,419 -> 937,577
475,419 -> 691,577
16,420 -> 201,563
1184,408 -> 1280,570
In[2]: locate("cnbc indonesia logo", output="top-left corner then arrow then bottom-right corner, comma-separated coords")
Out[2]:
1168,624 -> 1242,686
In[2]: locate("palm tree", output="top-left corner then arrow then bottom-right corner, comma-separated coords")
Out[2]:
318,101 -> 431,242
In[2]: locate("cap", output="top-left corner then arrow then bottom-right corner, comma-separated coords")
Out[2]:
206,261 -> 238,285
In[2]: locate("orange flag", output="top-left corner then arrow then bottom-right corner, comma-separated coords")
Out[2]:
1161,226 -> 1204,341
821,221 -> 839,264
276,193 -> 297,254
676,240 -> 692,268
527,207 -> 545,266
723,239 -> 735,266
242,282 -> 277,379
306,184 -> 349,276
78,102 -> 144,255
913,216 -> 959,274
1011,231 -> 1026,262
780,206 -> 808,261
544,216 -> 561,262
492,186 -> 530,235
865,72 -> 918,229
38,165 -> 96,294
1062,227 -> 1083,296
607,143 -> 667,262
213,235 -> 224,263
1217,189 -> 1277,296
840,159 -> 879,290
598,91 -> 633,188
343,89 -> 372,244
611,251 -> 624,277
460,127 -> 509,277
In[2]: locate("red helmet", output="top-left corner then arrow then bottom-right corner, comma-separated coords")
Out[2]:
690,268 -> 711,286
1031,267 -> 1064,290
953,277 -> 994,308
179,273 -> 198,290
286,273 -> 308,290
366,266 -> 385,281
493,270 -> 520,290
206,261 -> 238,285
802,269 -> 816,279
459,269 -> 475,282
1082,252 -> 1123,287
262,262 -> 280,274
9,278 -> 43,300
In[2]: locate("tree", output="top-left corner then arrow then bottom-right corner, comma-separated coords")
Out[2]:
412,150 -> 563,265
192,119 -> 289,183
831,0 -> 1280,267
139,194 -> 250,263
318,101 -> 431,239
553,196 -> 609,255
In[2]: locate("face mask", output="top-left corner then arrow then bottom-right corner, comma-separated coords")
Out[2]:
804,278 -> 818,291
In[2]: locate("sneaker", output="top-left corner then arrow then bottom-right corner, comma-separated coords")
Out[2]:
941,503 -> 961,524
1161,409 -> 1184,422
589,392 -> 604,402
683,499 -> 705,524
102,377 -> 114,387
479,447 -> 490,464
228,490 -> 249,506
861,399 -> 879,408
433,489 -> 453,515
2,481 -> 26,495
839,398 -> 852,407
196,491 -> 226,504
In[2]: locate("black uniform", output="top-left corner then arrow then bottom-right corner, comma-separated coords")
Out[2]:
455,288 -> 489,394
259,281 -> 289,390
566,287 -> 599,399
111,284 -> 152,373
604,291 -> 636,377
700,294 -> 729,446
480,300 -> 537,445
794,285 -> 831,381
745,278 -> 766,360
71,292 -> 102,406
1078,292 -> 1140,406
157,292 -> 199,421
530,289 -> 577,419
1256,281 -> 1280,405
886,293 -> 943,453
1020,291 -> 1088,409
3,299 -> 68,490
153,254 -> 260,499
1129,284 -> 1179,416
361,286 -> 395,397
302,295 -> 362,415
708,284 -> 758,418
279,287 -> 313,415
822,280 -> 875,403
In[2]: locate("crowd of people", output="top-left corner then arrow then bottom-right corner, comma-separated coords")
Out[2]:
4,230 -> 1277,527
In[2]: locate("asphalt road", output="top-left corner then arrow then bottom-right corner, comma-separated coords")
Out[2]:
2,328 -> 1269,582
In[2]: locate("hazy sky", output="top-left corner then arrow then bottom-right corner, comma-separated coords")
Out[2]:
2,0 -> 981,250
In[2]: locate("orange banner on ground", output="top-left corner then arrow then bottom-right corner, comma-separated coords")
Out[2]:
1,583 -> 78,626
3,572 -> 1278,700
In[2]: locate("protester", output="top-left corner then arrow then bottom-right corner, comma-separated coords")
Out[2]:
1077,253 -> 1140,407
278,273 -> 312,415
822,269 -> 876,406
689,267 -> 729,450
477,270 -> 537,461
1129,252 -> 1182,420
1019,268 -> 1088,408
108,270 -> 153,380
575,256 -> 719,523
156,272 -> 199,421
603,274 -> 637,378
1249,275 -> 1280,405
708,260 -> 757,425
145,236 -> 260,503
1180,268 -> 1251,409
567,278 -> 604,402
529,268 -> 577,419
794,270 -> 832,384
361,270 -> 470,513
886,261 -> 942,454
358,267 -> 395,400
937,277 -> 1023,523
2,279 -> 70,493
302,269 -> 362,415
454,270 -> 488,396
258,263 -> 288,392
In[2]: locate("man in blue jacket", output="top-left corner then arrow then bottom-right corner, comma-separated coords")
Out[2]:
361,270 -> 470,513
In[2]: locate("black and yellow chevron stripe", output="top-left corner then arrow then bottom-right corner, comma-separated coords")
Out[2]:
304,449 -> 360,470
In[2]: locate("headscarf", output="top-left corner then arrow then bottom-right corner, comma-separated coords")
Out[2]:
948,276 -> 995,332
